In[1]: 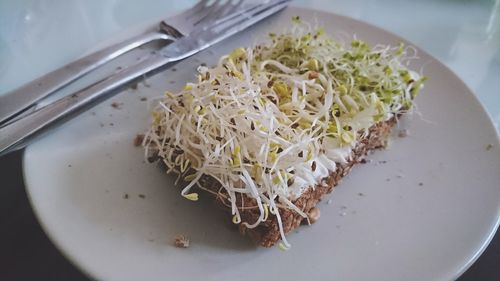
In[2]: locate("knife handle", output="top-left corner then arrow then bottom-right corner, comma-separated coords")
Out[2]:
0,54 -> 173,155
0,30 -> 172,125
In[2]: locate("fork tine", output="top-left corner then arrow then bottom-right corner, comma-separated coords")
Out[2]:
162,0 -> 283,40
200,0 -> 245,26
187,0 -> 223,26
207,0 -> 289,34
161,0 -> 290,61
184,0 -> 212,19
160,0 -> 221,37
198,0 -> 270,30
209,0 -> 269,27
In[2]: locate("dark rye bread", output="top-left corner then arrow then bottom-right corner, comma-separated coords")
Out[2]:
196,117 -> 397,247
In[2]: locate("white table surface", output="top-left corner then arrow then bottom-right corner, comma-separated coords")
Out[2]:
1,0 -> 499,132
0,1 -> 498,280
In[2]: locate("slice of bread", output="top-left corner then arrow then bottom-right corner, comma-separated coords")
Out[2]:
197,117 -> 396,247
144,22 -> 425,248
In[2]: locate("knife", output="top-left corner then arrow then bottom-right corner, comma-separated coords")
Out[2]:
0,0 -> 239,125
0,0 -> 290,155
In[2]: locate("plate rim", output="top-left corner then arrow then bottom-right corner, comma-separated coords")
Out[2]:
22,5 -> 500,281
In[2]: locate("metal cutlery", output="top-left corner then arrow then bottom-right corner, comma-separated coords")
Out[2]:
0,0 -> 240,125
0,0 -> 290,155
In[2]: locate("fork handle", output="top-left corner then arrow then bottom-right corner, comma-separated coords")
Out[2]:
0,53 -> 174,155
0,30 -> 172,125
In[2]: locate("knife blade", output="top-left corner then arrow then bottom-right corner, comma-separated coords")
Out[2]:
0,0 -> 290,155
0,0 -> 234,125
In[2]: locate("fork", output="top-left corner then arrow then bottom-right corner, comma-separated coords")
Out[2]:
0,0 -> 289,155
0,0 -> 239,125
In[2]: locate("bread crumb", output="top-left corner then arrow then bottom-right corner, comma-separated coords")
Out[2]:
142,76 -> 151,88
397,129 -> 409,138
307,207 -> 320,224
111,102 -> 123,109
134,134 -> 145,147
174,235 -> 190,248
360,158 -> 372,164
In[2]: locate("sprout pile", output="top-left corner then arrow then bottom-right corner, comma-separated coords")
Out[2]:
144,17 -> 426,249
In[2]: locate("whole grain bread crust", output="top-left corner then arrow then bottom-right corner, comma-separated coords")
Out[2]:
195,117 -> 397,247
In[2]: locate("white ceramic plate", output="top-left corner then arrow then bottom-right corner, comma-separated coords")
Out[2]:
23,7 -> 500,281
